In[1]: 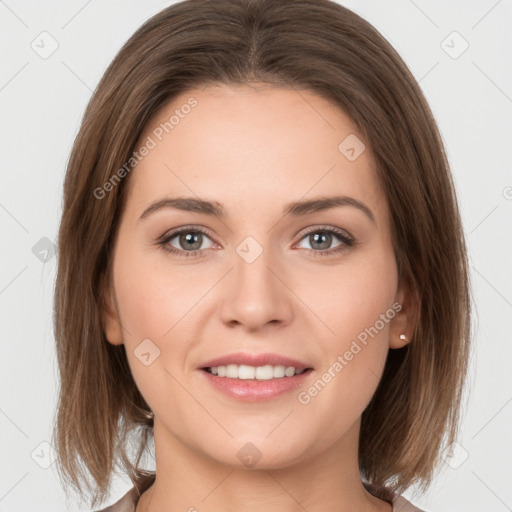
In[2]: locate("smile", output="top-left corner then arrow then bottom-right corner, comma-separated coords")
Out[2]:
205,364 -> 308,379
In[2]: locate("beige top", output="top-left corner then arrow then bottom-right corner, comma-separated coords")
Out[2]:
95,486 -> 426,511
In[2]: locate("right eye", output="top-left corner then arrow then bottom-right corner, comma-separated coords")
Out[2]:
158,226 -> 218,258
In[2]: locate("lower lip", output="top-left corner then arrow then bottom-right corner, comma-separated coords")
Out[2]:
200,369 -> 313,402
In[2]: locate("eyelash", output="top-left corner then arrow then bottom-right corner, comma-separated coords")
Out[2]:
157,225 -> 356,259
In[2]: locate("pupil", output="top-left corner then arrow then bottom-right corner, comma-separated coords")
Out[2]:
180,232 -> 201,250
311,232 -> 331,250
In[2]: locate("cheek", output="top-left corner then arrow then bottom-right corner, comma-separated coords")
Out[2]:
301,248 -> 397,344
112,250 -> 198,413
113,249 -> 204,338
298,272 -> 395,440
298,245 -> 396,404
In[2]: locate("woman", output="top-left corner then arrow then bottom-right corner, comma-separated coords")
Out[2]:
52,1 -> 472,511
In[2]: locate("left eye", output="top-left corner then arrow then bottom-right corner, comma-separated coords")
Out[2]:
294,228 -> 354,254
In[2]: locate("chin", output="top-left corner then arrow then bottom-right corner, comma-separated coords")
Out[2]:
204,432 -> 314,471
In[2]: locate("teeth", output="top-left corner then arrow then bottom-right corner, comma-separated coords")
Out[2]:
207,364 -> 306,380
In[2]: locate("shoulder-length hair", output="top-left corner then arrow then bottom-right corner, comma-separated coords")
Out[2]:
52,0 -> 472,507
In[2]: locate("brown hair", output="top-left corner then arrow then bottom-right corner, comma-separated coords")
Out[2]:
52,0 -> 472,507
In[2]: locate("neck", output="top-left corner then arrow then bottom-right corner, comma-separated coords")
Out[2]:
134,418 -> 392,512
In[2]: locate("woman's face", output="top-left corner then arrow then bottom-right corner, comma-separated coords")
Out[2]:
103,83 -> 412,468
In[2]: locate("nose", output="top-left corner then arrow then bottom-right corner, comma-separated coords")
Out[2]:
219,241 -> 294,332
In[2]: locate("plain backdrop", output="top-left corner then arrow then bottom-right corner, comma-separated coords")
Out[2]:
1,1 -> 511,511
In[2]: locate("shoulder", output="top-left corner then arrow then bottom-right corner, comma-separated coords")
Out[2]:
393,493 -> 427,512
93,487 -> 138,512
362,481 -> 427,512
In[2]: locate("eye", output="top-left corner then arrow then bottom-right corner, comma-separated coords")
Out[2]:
158,225 -> 356,258
158,226 -> 217,258
294,226 -> 355,256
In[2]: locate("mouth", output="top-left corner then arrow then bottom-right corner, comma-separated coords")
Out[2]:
199,352 -> 313,378
198,353 -> 314,401
202,365 -> 313,379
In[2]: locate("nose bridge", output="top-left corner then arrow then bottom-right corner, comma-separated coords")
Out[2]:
219,234 -> 293,329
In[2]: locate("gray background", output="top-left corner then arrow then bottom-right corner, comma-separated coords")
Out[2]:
1,1 -> 511,510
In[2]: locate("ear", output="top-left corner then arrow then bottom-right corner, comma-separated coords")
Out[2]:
389,276 -> 418,349
101,280 -> 124,346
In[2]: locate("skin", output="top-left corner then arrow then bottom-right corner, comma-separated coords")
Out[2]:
102,83 -> 416,512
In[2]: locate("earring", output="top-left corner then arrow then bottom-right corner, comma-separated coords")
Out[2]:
399,334 -> 407,341
140,408 -> 154,419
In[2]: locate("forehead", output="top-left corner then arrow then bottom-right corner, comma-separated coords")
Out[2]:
124,83 -> 387,227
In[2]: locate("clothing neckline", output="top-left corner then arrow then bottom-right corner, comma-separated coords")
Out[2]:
123,480 -> 397,511
97,485 -> 427,512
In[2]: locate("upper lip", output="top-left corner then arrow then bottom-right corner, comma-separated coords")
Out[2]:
200,352 -> 312,370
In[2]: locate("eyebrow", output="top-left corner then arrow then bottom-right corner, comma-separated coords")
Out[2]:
139,195 -> 375,224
